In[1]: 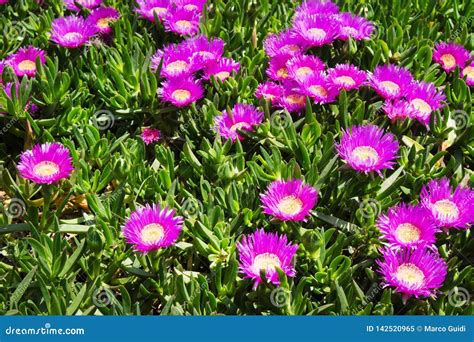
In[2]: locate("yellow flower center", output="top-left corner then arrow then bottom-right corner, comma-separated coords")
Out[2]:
277,67 -> 289,79
295,66 -> 313,77
307,28 -> 326,39
215,71 -> 230,80
309,85 -> 328,97
18,60 -> 36,72
33,161 -> 60,177
277,195 -> 303,215
286,94 -> 305,105
64,32 -> 82,41
395,263 -> 425,287
251,253 -> 282,274
410,98 -> 431,114
433,199 -> 459,220
336,76 -> 356,86
440,54 -> 456,69
184,4 -> 198,11
283,44 -> 300,52
230,121 -> 250,132
151,6 -> 167,15
97,17 -> 114,29
462,66 -> 474,79
166,60 -> 188,73
176,20 -> 193,30
141,223 -> 165,243
380,80 -> 400,95
172,89 -> 191,102
395,223 -> 421,243
350,146 -> 379,163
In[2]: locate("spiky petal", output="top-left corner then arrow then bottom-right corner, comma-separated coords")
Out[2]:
50,16 -> 97,48
214,103 -> 263,141
433,42 -> 470,73
7,46 -> 46,77
368,64 -> 414,100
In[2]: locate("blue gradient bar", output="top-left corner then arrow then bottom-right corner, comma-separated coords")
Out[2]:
0,316 -> 472,342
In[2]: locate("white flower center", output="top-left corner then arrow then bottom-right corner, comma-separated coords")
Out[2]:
342,26 -> 358,37
395,223 -> 421,243
380,80 -> 400,95
277,195 -> 303,215
172,89 -> 191,102
184,4 -> 198,11
33,161 -> 60,177
18,60 -> 36,72
64,32 -> 83,42
283,44 -> 300,52
336,76 -> 356,86
166,60 -> 188,73
251,253 -> 281,274
176,20 -> 192,30
198,51 -> 214,59
395,263 -> 425,287
350,146 -> 379,163
410,98 -> 431,114
307,28 -> 326,40
215,71 -> 230,80
463,66 -> 474,79
309,85 -> 328,97
141,223 -> 165,243
433,199 -> 459,221
151,6 -> 166,15
230,121 -> 250,132
295,66 -> 313,77
440,54 -> 456,69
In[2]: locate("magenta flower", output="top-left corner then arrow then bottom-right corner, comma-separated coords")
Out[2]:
255,82 -> 284,103
266,53 -> 293,82
263,30 -> 306,58
433,42 -> 470,73
158,47 -> 197,78
172,0 -> 207,13
237,229 -> 298,289
382,100 -> 416,121
135,0 -> 170,22
0,60 -> 7,81
87,7 -> 120,34
377,247 -> 447,299
186,35 -> 224,65
122,204 -> 183,253
335,12 -> 374,41
214,103 -> 263,141
141,128 -> 161,145
261,179 -> 318,221
368,65 -> 413,100
164,7 -> 200,36
160,77 -> 204,107
420,178 -> 473,229
327,64 -> 366,91
287,54 -> 324,82
336,124 -> 399,175
7,46 -> 46,77
277,86 -> 307,113
17,143 -> 74,184
0,0 -> 9,4
293,16 -> 338,47
50,16 -> 97,48
64,0 -> 101,11
405,81 -> 445,125
203,58 -> 240,81
461,61 -> 474,86
377,204 -> 439,248
300,72 -> 339,104
294,0 -> 339,21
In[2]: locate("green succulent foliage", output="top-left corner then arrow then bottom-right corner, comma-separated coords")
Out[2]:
0,0 -> 473,316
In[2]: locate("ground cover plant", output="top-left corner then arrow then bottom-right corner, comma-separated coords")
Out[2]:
0,0 -> 473,316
